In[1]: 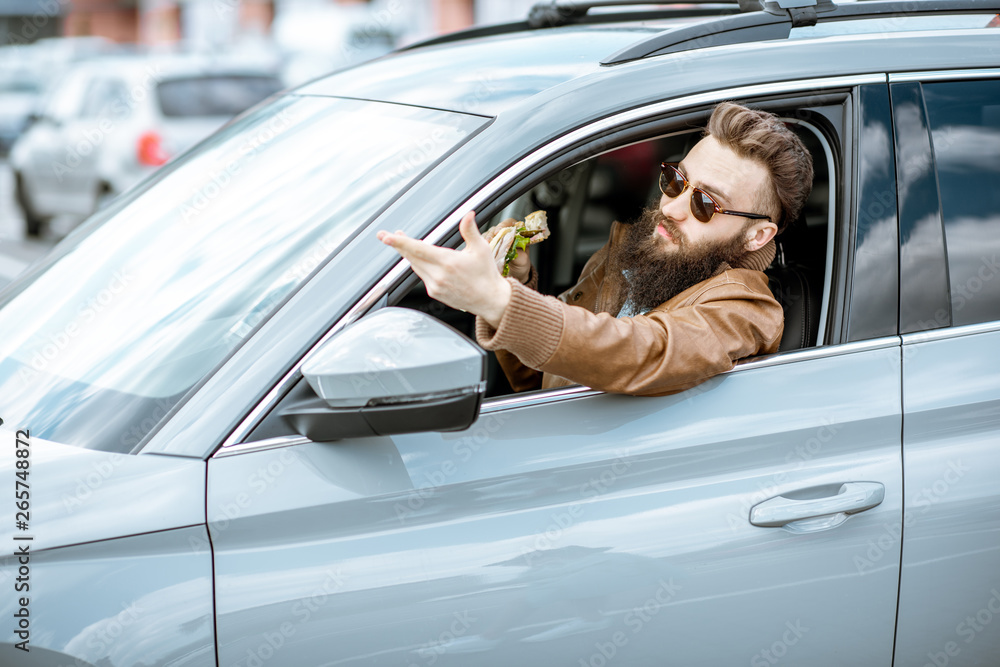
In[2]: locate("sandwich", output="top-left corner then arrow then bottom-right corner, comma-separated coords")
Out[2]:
488,210 -> 550,276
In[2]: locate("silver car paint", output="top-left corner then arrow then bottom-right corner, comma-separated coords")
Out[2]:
894,325 -> 1000,666
209,341 -> 903,665
0,428 -> 208,662
0,526 -> 215,666
0,432 -> 205,550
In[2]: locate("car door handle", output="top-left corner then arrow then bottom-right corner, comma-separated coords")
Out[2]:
749,482 -> 885,527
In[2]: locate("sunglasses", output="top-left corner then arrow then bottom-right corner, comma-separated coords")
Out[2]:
659,162 -> 771,224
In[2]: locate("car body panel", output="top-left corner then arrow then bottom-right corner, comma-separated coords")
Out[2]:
0,525 -> 215,665
895,327 -> 1000,666
209,342 -> 903,665
0,425 -> 205,551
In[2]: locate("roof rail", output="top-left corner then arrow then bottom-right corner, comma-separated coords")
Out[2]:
527,0 -> 749,28
398,1 -> 741,52
602,0 -> 1000,64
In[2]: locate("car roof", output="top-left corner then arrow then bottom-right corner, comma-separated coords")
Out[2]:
298,1 -> 1000,117
298,22 -> 674,115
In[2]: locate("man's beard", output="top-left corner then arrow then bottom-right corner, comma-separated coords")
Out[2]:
606,205 -> 752,316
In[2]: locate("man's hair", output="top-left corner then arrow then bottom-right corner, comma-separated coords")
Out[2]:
705,102 -> 814,233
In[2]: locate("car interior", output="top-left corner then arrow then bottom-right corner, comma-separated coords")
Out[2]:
392,111 -> 835,399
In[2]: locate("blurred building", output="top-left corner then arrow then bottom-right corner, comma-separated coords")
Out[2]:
1,0 -> 64,45
3,0 -> 536,53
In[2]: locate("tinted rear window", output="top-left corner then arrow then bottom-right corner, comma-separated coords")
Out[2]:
924,78 -> 1000,326
157,75 -> 283,117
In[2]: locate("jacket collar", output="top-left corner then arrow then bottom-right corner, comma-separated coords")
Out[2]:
731,239 -> 776,273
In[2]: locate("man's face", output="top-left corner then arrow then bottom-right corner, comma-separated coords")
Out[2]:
654,135 -> 774,253
606,136 -> 778,314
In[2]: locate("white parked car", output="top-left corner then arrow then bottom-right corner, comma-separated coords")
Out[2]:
10,54 -> 285,236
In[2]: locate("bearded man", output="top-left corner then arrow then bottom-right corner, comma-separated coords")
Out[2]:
378,102 -> 814,396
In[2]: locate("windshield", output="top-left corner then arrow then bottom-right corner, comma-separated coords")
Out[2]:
0,94 -> 486,452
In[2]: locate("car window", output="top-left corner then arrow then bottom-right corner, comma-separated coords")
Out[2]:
78,77 -> 128,119
923,78 -> 1000,327
393,111 -> 836,398
157,75 -> 284,117
40,69 -> 89,121
0,95 -> 486,452
0,67 -> 40,94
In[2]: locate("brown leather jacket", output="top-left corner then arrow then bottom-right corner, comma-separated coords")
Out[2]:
476,221 -> 784,396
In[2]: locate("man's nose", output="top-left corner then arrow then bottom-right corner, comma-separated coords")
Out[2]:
661,190 -> 689,223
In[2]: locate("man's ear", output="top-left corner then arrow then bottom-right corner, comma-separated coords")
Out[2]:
745,221 -> 778,252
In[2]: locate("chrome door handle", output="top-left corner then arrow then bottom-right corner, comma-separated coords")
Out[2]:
749,482 -> 885,527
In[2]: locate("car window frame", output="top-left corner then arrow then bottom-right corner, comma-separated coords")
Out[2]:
392,104 -> 844,400
213,73 -> 885,456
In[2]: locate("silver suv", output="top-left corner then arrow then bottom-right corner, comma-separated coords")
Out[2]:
1,1 -> 998,665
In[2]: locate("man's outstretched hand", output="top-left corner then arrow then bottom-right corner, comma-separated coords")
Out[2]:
377,211 -> 512,328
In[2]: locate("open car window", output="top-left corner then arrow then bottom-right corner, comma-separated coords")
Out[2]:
391,110 -> 838,398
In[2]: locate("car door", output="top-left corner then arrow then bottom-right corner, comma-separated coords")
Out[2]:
207,84 -> 903,666
892,72 -> 1000,667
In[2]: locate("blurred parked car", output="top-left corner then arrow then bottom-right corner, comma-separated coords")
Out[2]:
0,63 -> 42,156
9,54 -> 284,236
0,38 -> 119,157
1,1 -> 999,666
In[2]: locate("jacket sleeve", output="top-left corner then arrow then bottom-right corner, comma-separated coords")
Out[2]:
476,269 -> 783,397
478,264 -> 544,392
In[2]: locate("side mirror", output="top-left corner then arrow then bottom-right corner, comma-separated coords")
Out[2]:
282,308 -> 486,441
